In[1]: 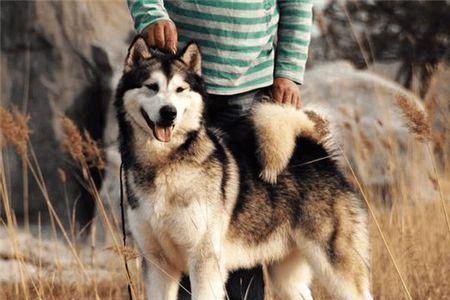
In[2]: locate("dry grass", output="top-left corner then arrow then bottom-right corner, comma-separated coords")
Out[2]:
395,93 -> 431,143
0,107 -> 30,158
1,86 -> 449,300
61,116 -> 105,170
314,199 -> 450,300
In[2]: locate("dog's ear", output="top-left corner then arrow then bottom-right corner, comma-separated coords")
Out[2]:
180,42 -> 201,75
124,36 -> 151,72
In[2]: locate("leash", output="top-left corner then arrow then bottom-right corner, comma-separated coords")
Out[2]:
119,162 -> 134,300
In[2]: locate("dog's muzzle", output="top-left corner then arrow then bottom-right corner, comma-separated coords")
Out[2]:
140,106 -> 176,143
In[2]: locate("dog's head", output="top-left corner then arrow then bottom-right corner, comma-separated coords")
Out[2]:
116,36 -> 205,143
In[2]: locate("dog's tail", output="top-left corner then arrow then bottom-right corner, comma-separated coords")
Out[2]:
251,102 -> 335,184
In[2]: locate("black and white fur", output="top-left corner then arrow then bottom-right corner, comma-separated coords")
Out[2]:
115,37 -> 372,300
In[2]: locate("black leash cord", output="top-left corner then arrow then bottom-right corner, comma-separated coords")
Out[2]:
120,162 -> 134,300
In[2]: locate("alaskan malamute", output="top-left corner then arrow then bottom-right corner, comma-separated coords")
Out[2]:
115,36 -> 372,300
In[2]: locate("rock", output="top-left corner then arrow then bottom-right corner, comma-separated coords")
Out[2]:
0,227 -> 121,286
0,1 -> 132,227
0,260 -> 37,284
302,61 -> 437,204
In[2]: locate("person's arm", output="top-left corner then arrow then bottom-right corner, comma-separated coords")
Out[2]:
128,0 -> 178,53
273,0 -> 313,108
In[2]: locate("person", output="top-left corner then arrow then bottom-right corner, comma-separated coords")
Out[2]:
127,1 -> 313,299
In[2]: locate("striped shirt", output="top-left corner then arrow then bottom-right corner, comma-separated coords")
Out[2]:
128,0 -> 313,95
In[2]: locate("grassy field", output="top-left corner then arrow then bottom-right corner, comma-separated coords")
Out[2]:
1,90 -> 449,300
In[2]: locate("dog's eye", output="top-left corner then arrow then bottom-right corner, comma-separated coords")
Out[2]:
176,87 -> 187,93
145,83 -> 159,92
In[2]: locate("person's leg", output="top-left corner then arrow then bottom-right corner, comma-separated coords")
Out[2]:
206,87 -> 271,130
225,267 -> 265,300
178,267 -> 265,300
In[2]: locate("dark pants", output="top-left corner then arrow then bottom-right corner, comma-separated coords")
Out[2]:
207,87 -> 271,129
178,87 -> 271,300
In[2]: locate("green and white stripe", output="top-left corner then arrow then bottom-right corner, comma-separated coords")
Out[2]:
128,0 -> 313,95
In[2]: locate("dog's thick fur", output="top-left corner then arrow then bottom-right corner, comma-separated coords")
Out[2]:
115,37 -> 372,300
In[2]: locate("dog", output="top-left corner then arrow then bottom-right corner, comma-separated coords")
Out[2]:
115,36 -> 372,300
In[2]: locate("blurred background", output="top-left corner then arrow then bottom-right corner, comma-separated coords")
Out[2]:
1,1 -> 449,299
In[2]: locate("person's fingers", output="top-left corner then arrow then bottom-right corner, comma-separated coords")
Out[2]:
297,95 -> 303,109
144,27 -> 155,46
165,23 -> 178,54
291,92 -> 297,106
291,94 -> 297,108
283,90 -> 292,104
154,23 -> 165,49
273,87 -> 284,104
295,95 -> 301,109
296,88 -> 302,109
291,93 -> 297,108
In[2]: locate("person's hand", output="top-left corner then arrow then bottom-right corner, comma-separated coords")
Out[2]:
273,77 -> 302,109
142,20 -> 178,54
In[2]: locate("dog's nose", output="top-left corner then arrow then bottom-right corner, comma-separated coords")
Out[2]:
159,105 -> 177,122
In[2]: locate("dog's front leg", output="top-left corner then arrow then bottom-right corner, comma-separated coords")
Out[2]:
143,257 -> 181,300
188,245 -> 227,300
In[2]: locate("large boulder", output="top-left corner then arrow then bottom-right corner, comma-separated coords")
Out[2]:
0,1 -> 131,227
302,61 -> 437,204
0,226 -> 123,298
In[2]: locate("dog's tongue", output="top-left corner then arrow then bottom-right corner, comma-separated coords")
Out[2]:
154,125 -> 173,142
